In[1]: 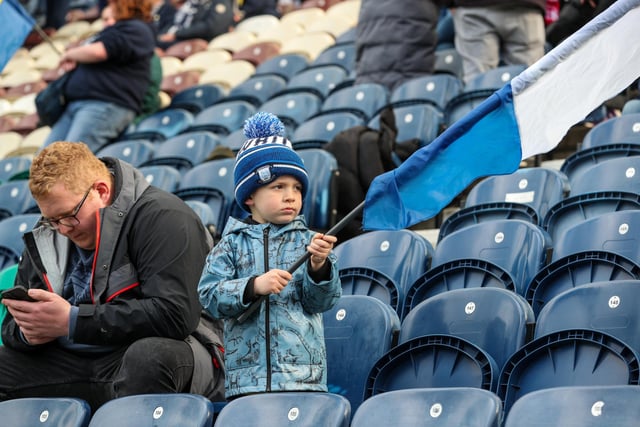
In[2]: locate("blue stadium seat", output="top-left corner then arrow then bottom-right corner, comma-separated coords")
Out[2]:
401,288 -> 533,370
88,393 -> 214,427
121,108 -> 194,142
0,157 -> 31,183
351,388 -> 502,427
297,148 -> 339,231
434,48 -> 463,80
95,140 -> 156,167
184,200 -> 218,239
320,83 -> 390,121
464,64 -> 526,92
324,295 -> 401,414
560,143 -> 640,184
497,329 -> 640,416
226,74 -> 287,107
0,180 -> 38,220
169,83 -> 226,114
138,165 -> 182,192
259,92 -> 323,132
580,112 -> 640,150
503,385 -> 640,427
174,158 -> 238,237
277,64 -> 349,99
439,167 -> 569,240
535,280 -> 640,353
139,131 -> 221,173
334,27 -> 356,45
0,214 -> 40,270
368,103 -> 443,146
291,112 -> 364,149
404,220 -> 549,312
213,392 -> 351,427
390,74 -> 463,112
187,100 -> 256,136
310,42 -> 356,73
0,397 -> 91,427
568,155 -> 640,195
220,128 -> 248,152
443,90 -> 494,127
253,52 -> 309,81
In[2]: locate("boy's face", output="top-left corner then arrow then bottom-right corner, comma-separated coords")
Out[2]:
245,175 -> 303,224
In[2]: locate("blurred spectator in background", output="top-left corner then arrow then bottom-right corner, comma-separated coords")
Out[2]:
43,0 -> 156,153
450,0 -> 546,83
355,0 -> 440,91
156,0 -> 234,49
546,0 -> 616,48
237,0 -> 280,20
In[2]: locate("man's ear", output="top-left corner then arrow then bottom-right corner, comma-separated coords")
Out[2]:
94,180 -> 112,204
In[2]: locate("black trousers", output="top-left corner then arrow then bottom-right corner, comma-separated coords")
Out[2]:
0,337 -> 194,412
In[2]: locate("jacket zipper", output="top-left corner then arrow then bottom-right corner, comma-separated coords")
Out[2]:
263,226 -> 272,392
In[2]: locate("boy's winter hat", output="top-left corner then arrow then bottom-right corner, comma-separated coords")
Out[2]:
234,112 -> 308,212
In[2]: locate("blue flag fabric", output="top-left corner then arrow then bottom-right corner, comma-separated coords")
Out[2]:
0,0 -> 35,73
362,0 -> 640,231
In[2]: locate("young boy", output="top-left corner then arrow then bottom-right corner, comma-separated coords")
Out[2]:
198,112 -> 342,399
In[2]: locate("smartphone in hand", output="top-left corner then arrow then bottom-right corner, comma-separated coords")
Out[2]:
1,286 -> 37,302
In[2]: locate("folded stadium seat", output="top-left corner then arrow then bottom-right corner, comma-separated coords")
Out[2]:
0,179 -> 38,219
51,20 -> 92,44
291,111 -> 364,149
333,26 -> 356,46
309,42 -> 356,74
138,165 -> 182,193
323,295 -> 401,414
464,64 -> 526,92
535,280 -> 640,353
231,41 -> 281,67
368,103 -> 444,147
180,49 -> 233,74
326,0 -> 361,26
139,131 -> 221,173
160,70 -> 202,98
213,392 -> 350,427
2,54 -> 36,77
279,6 -> 326,31
169,83 -> 227,114
95,140 -> 156,167
208,30 -> 257,53
88,394 -> 214,427
434,48 -> 464,80
1,69 -> 42,90
6,93 -> 38,117
163,38 -> 209,61
438,167 -> 569,240
279,32 -> 336,62
120,108 -> 194,142
0,397 -> 91,427
443,89 -> 495,127
174,157 -> 239,238
275,64 -> 348,100
159,56 -> 184,78
198,60 -> 256,91
304,13 -> 354,39
0,132 -> 24,159
252,19 -> 306,47
579,112 -> 640,150
389,73 -> 463,113
319,82 -> 389,121
187,100 -> 256,136
0,214 -> 40,270
401,287 -> 534,371
253,53 -> 309,81
33,50 -> 61,72
404,219 -> 550,314
10,112 -> 40,137
225,74 -> 287,107
259,92 -> 323,133
503,385 -> 640,427
29,40 -> 65,64
234,14 -> 281,36
17,126 -> 50,156
184,200 -> 218,238
221,128 -> 249,153
352,388 -> 502,427
333,229 -> 434,315
0,157 -> 31,183
497,329 -> 640,417
4,80 -> 47,103
526,210 -> 640,316
297,148 -> 340,231
567,155 -> 640,194
560,143 -> 640,184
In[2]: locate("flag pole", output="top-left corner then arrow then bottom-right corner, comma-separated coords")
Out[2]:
237,200 -> 365,323
31,22 -> 63,56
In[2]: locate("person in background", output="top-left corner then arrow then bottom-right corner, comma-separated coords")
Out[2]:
42,0 -> 156,153
0,142 -> 225,411
449,0 -> 546,83
198,112 -> 342,399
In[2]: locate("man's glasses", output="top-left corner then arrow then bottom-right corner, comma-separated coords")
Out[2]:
39,186 -> 93,230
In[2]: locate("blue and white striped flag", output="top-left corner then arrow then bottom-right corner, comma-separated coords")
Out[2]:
362,0 -> 640,230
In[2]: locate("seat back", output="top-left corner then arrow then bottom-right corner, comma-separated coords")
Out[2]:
569,155 -> 640,195
213,392 -> 350,427
226,74 -> 287,107
323,295 -> 401,413
0,397 -> 91,427
253,52 -> 309,81
503,385 -> 640,427
0,157 -> 31,183
169,83 -> 226,114
351,388 -> 502,427
292,112 -> 365,149
259,92 -> 323,132
401,288 -> 533,369
0,180 -> 37,220
0,215 -> 40,270
560,143 -> 640,184
95,140 -> 156,167
140,131 -> 221,172
580,112 -> 640,150
123,108 -> 194,142
368,103 -> 443,147
298,149 -> 339,230
311,42 -> 356,73
390,74 -> 463,112
320,83 -> 389,121
88,393 -> 214,427
138,165 -> 182,192
464,64 -> 526,92
188,100 -> 256,136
